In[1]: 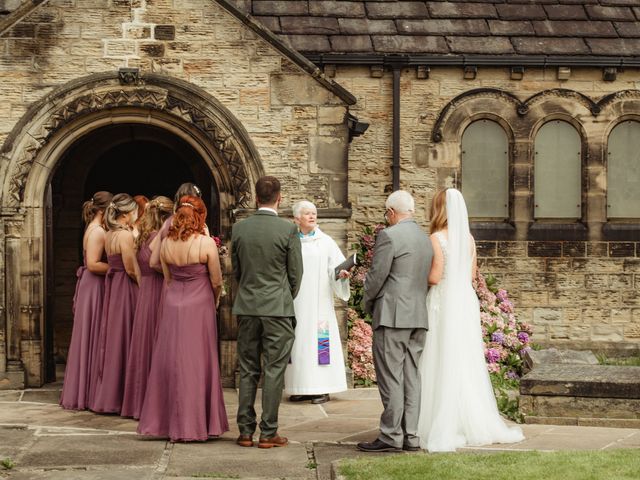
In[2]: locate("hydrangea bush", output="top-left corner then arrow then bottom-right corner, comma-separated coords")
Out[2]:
346,223 -> 533,416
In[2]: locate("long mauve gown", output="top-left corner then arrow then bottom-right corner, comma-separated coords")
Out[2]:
90,254 -> 138,414
60,250 -> 105,410
138,262 -> 228,442
121,233 -> 164,419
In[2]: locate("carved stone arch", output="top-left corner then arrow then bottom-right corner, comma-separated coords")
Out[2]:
520,89 -> 601,117
431,88 -> 522,143
527,110 -> 590,146
1,72 -> 264,210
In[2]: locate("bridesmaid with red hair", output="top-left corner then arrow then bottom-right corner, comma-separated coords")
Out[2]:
121,196 -> 173,419
138,195 -> 228,442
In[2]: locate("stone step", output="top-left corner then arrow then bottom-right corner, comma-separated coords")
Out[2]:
520,364 -> 640,399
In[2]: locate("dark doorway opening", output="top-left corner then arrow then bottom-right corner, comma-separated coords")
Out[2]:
45,123 -> 219,382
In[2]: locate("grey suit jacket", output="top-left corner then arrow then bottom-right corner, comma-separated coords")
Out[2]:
231,210 -> 303,317
363,219 -> 433,330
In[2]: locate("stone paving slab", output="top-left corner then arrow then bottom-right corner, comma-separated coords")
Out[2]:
167,439 -> 315,479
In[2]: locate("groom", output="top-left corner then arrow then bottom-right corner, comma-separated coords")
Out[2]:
232,176 -> 303,449
358,190 -> 433,452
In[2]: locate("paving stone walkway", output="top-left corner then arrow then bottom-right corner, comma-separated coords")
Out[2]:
0,384 -> 638,479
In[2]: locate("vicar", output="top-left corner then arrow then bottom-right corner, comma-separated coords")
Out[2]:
284,200 -> 350,405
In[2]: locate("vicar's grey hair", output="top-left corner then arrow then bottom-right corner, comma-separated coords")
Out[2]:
292,200 -> 317,218
385,190 -> 415,214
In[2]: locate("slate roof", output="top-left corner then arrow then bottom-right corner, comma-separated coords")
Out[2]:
237,1 -> 640,58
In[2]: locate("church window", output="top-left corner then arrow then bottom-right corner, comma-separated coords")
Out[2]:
607,120 -> 640,219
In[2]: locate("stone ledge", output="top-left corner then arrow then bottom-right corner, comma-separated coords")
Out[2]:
520,364 -> 640,399
524,415 -> 640,429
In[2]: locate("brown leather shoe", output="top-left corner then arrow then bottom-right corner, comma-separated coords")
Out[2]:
258,434 -> 288,449
236,434 -> 254,447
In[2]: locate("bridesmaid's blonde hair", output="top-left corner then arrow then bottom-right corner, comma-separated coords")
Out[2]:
429,189 -> 448,233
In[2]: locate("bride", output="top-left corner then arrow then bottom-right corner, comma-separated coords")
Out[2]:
417,188 -> 524,452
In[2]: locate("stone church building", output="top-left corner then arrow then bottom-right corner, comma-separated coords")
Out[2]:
0,0 -> 638,388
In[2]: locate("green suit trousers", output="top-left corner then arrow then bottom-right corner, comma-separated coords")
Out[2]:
236,315 -> 296,437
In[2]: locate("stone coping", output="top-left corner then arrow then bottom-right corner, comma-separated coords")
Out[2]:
520,364 -> 640,399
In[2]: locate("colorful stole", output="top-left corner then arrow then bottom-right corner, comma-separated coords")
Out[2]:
299,229 -> 330,365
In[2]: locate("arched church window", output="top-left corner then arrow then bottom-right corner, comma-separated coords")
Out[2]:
461,120 -> 509,218
534,121 -> 581,219
607,120 -> 640,219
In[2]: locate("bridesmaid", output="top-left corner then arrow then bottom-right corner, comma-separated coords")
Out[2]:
60,191 -> 113,410
149,182 -> 204,272
121,196 -> 173,419
90,193 -> 140,414
138,195 -> 228,442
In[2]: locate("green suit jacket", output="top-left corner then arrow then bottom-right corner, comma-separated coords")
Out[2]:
231,210 -> 303,317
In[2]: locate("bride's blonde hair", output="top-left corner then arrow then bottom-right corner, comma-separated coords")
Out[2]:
429,189 -> 448,233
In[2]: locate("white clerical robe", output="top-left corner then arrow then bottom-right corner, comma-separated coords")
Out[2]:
284,227 -> 350,395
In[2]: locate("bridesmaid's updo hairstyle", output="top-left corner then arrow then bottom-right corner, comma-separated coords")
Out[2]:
82,191 -> 113,226
135,196 -> 174,250
173,182 -> 202,209
168,195 -> 207,241
430,189 -> 448,233
136,196 -> 173,250
104,193 -> 138,231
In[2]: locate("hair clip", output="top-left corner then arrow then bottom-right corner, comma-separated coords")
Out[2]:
194,185 -> 201,197
181,202 -> 195,209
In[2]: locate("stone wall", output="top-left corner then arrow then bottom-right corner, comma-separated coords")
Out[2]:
0,0 -> 349,207
334,64 -> 640,353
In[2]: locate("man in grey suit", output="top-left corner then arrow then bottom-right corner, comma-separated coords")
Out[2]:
232,176 -> 303,449
358,190 -> 433,452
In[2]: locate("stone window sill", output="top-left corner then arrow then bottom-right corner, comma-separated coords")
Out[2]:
602,223 -> 640,242
527,222 -> 587,241
470,221 -> 516,241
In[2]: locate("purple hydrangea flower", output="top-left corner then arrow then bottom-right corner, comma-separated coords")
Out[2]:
506,371 -> 519,380
491,332 -> 505,344
517,332 -> 530,344
486,348 -> 501,363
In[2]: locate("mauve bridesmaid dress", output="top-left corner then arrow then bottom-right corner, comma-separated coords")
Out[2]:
90,253 -> 138,414
60,249 -> 105,410
138,261 -> 228,442
121,232 -> 164,419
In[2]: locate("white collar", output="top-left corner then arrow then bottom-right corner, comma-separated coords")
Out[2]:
258,207 -> 278,215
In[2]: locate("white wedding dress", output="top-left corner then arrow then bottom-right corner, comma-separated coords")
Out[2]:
417,189 -> 524,452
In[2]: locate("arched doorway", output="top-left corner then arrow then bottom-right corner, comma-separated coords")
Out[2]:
46,123 -> 220,382
1,73 -> 264,388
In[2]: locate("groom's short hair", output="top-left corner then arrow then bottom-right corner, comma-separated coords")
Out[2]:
385,190 -> 415,214
255,176 -> 281,205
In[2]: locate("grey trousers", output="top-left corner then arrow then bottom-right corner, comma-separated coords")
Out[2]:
372,326 -> 427,448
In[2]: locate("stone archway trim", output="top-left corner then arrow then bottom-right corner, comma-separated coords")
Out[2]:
1,73 -> 264,209
431,88 -> 640,143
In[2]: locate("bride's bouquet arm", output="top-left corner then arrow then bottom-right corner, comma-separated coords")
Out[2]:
428,233 -> 444,286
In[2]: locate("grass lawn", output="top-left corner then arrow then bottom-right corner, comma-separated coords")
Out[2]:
338,450 -> 640,480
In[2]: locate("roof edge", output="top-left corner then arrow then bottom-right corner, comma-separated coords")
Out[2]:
0,0 -> 49,38
214,0 -> 357,105
306,53 -> 638,68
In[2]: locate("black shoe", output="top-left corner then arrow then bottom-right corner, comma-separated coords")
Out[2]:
402,445 -> 421,452
311,394 -> 330,404
357,439 -> 400,452
289,395 -> 309,402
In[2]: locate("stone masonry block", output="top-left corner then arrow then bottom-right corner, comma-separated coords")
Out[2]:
271,74 -> 334,106
591,325 -> 624,342
318,106 -> 345,125
310,136 -> 347,174
155,25 -> 176,40
528,242 -> 562,257
563,242 -> 586,257
534,308 -> 563,324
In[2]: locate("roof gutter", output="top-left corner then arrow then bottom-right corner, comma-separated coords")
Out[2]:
305,53 -> 638,68
0,0 -> 49,37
